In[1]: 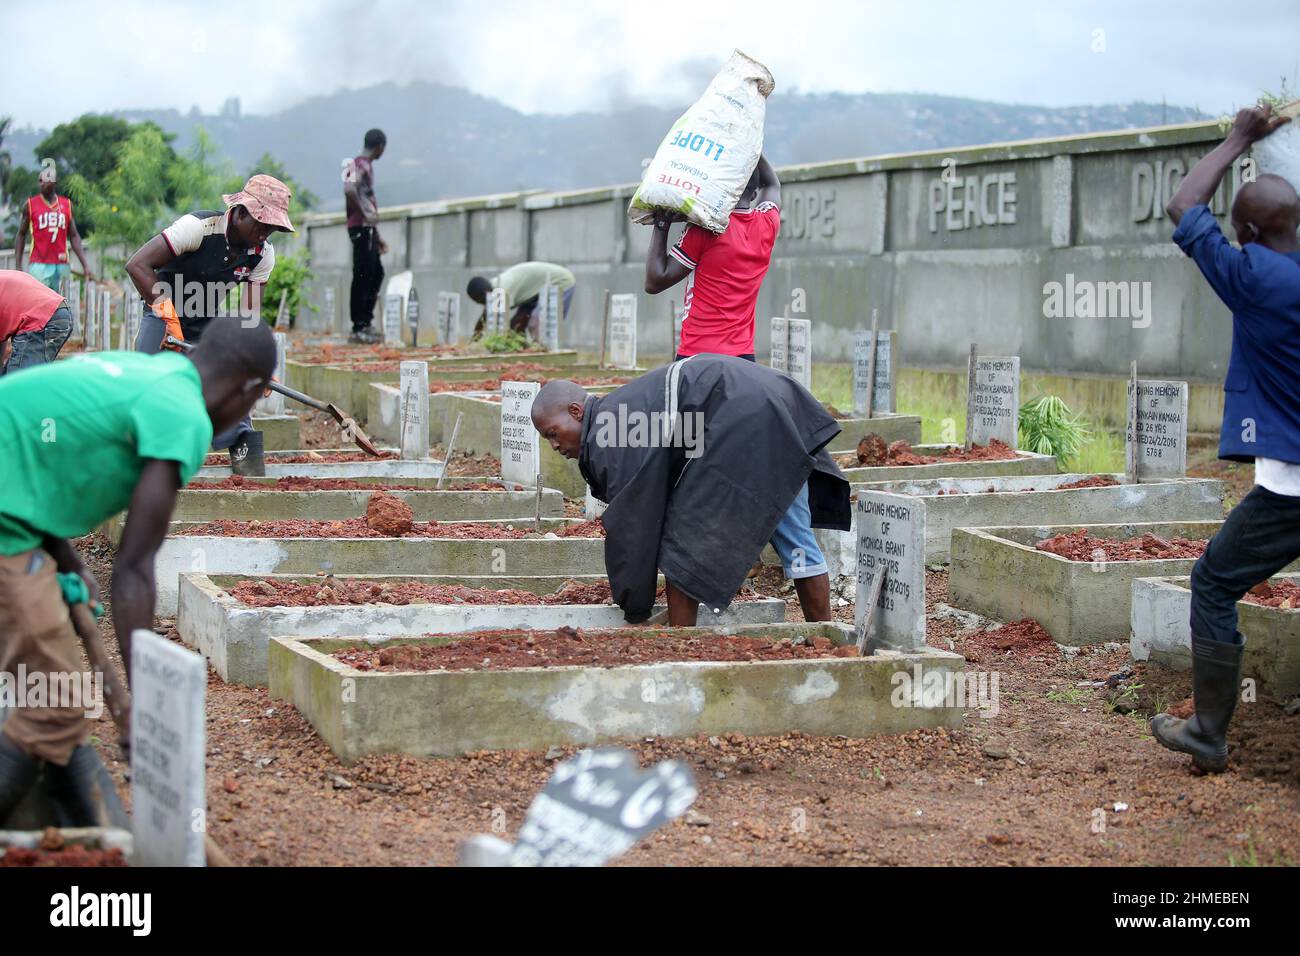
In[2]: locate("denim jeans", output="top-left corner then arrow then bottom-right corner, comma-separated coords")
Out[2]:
1190,483 -> 1300,644
2,305 -> 73,375
769,482 -> 830,579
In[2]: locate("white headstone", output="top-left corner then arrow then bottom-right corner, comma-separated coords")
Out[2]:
437,291 -> 460,346
501,381 -> 540,487
487,287 -> 508,336
1126,379 -> 1189,481
130,629 -> 207,867
255,333 -> 288,415
399,360 -> 431,460
853,329 -> 896,415
854,492 -> 926,652
607,294 -> 637,369
405,287 -> 420,347
539,283 -> 561,351
770,317 -> 812,391
967,355 -> 1020,447
584,487 -> 608,519
382,294 -> 404,346
66,281 -> 82,338
84,284 -> 97,347
98,293 -> 111,352
322,285 -> 336,333
125,288 -> 142,349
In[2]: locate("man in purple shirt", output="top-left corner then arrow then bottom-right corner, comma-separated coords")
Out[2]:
343,128 -> 387,344
1151,104 -> 1300,773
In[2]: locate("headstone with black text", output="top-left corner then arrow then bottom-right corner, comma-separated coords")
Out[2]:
1125,379 -> 1189,481
538,283 -> 561,351
501,381 -> 540,487
607,294 -> 637,369
405,286 -> 420,346
400,360 -> 431,460
853,329 -> 896,415
437,291 -> 460,346
770,317 -> 812,391
382,294 -> 404,346
854,491 -> 926,652
967,355 -> 1020,447
487,288 -> 508,336
130,629 -> 207,867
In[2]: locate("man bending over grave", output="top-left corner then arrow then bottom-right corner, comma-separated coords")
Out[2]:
467,261 -> 576,340
0,317 -> 277,824
1150,104 -> 1300,773
531,353 -> 850,625
124,174 -> 293,463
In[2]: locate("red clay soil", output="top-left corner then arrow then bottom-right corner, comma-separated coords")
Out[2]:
189,476 -> 523,492
364,492 -> 414,535
431,374 -> 631,393
203,451 -> 397,466
181,517 -> 606,539
0,846 -> 128,867
1245,579 -> 1300,609
334,627 -> 861,672
931,476 -> 1121,496
960,619 -> 1058,661
850,437 -> 1019,467
1035,529 -> 1207,562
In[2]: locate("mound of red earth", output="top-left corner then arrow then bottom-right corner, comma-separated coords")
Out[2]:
230,576 -> 764,608
188,476 -> 521,492
1034,529 -> 1207,561
851,437 -> 1019,467
182,517 -> 606,539
365,491 -> 414,535
334,627 -> 861,672
1245,579 -> 1300,609
0,828 -> 127,867
203,451 -> 397,466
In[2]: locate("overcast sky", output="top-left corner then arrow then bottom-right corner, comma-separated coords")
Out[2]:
4,0 -> 1298,128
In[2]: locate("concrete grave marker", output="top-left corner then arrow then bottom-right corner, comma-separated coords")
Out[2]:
967,355 -> 1020,447
853,328 -> 896,415
487,287 -> 508,336
507,749 -> 697,867
98,293 -> 111,352
66,281 -> 81,338
399,360 -> 431,460
85,281 -> 96,345
501,380 -> 541,487
255,333 -> 288,415
405,286 -> 420,346
770,317 -> 812,391
130,628 -> 207,867
125,288 -> 142,349
1126,379 -> 1189,481
322,285 -> 336,333
584,486 -> 608,519
382,293 -> 404,346
854,491 -> 926,652
437,291 -> 460,346
539,282 -> 561,350
607,294 -> 637,369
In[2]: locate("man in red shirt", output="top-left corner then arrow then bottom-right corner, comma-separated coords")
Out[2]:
14,162 -> 95,292
641,156 -> 832,623
0,270 -> 74,375
343,128 -> 388,344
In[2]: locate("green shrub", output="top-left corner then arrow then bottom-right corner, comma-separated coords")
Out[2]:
482,330 -> 532,353
1019,394 -> 1092,466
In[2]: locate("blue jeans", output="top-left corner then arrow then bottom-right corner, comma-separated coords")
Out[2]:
134,308 -> 251,450
770,482 -> 829,579
3,305 -> 73,375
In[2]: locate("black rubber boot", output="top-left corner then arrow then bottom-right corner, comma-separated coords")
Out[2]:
43,745 -> 109,828
0,732 -> 39,825
1151,634 -> 1244,773
229,430 -> 265,477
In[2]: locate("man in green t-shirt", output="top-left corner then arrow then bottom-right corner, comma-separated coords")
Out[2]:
468,261 -> 576,340
0,317 -> 276,825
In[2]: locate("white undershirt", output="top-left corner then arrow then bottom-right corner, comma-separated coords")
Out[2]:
1254,458 -> 1300,497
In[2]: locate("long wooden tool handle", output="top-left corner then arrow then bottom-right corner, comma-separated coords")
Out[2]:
165,335 -> 330,412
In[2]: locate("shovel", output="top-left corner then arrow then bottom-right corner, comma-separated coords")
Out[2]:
164,335 -> 381,456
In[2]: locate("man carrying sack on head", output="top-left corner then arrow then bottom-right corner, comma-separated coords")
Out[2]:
124,174 -> 294,463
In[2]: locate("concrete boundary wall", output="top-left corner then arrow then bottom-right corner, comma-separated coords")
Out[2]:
301,121 -> 1245,404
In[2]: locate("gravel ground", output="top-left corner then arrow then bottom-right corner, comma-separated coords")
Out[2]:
72,528 -> 1300,867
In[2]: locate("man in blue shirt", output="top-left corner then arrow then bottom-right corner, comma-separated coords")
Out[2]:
1152,104 -> 1300,773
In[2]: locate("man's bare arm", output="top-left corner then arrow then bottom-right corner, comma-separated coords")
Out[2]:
112,458 -> 181,674
1167,106 -> 1289,225
125,235 -> 176,304
644,213 -> 689,294
754,154 -> 781,208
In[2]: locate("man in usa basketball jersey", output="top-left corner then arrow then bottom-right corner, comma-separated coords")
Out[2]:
13,161 -> 94,292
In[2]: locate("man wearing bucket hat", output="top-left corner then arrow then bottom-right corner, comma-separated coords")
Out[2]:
14,159 -> 95,292
124,174 -> 293,468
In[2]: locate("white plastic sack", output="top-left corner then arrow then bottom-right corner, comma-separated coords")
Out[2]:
628,50 -> 775,234
1253,100 -> 1300,194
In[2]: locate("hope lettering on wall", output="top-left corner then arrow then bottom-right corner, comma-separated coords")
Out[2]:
780,188 -> 837,240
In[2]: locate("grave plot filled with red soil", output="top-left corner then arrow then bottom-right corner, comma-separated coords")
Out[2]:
431,374 -> 631,394
965,618 -> 1058,655
0,846 -> 129,867
229,576 -> 764,608
930,476 -> 1120,496
203,451 -> 397,466
190,476 -> 523,492
334,627 -> 861,672
847,437 -> 1020,467
181,517 -> 606,539
1245,579 -> 1300,609
1034,529 -> 1207,561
